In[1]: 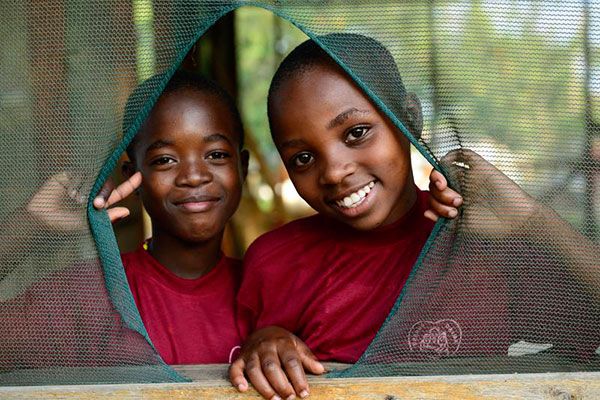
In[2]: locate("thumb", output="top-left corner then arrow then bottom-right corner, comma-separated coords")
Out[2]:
228,358 -> 249,392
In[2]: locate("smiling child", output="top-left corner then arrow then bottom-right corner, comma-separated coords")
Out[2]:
119,70 -> 249,364
0,70 -> 249,369
233,33 -> 433,362
230,34 -> 434,398
231,34 -> 600,400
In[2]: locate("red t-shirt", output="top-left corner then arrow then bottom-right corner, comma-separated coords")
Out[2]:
121,247 -> 242,364
237,189 -> 435,363
0,261 -> 160,369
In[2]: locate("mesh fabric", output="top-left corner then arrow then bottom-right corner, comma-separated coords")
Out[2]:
0,0 -> 598,384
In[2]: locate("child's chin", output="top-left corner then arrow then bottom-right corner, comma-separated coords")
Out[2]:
179,226 -> 222,242
335,214 -> 381,232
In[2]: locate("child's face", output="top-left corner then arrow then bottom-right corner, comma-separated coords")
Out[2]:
270,62 -> 416,231
131,89 -> 246,243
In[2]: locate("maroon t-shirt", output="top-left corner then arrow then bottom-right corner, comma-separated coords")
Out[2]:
0,261 -> 160,369
237,189 -> 435,363
121,247 -> 243,364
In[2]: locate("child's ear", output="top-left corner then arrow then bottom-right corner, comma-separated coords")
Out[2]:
121,160 -> 136,180
240,149 -> 250,181
403,92 -> 423,139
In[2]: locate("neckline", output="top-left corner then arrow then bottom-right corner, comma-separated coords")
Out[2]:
134,244 -> 229,293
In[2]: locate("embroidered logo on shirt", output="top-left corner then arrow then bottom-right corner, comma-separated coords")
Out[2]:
408,319 -> 462,358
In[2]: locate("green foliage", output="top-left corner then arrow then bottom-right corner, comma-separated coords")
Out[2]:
235,7 -> 306,167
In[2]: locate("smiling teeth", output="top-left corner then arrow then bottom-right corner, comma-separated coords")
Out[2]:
337,182 -> 375,208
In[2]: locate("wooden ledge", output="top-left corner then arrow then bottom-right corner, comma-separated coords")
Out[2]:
1,364 -> 599,399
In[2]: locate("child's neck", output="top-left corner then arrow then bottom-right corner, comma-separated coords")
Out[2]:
146,232 -> 223,279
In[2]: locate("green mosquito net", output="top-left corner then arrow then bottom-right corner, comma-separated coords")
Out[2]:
1,0 -> 599,385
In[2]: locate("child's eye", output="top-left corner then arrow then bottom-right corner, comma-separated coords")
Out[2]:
345,126 -> 371,144
291,152 -> 314,169
207,151 -> 231,160
151,156 -> 176,166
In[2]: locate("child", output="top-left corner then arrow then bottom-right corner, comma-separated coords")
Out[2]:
230,34 -> 437,398
4,70 -> 249,366
114,70 -> 249,364
230,34 -> 600,400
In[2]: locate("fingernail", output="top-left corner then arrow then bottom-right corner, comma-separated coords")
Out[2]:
237,383 -> 246,391
300,390 -> 309,398
286,395 -> 296,400
453,197 -> 463,206
93,198 -> 104,207
271,396 -> 281,400
449,209 -> 458,218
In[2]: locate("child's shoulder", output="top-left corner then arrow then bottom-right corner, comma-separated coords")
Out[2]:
120,244 -> 146,271
244,213 -> 327,263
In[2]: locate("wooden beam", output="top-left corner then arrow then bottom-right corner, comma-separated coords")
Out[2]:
1,364 -> 599,399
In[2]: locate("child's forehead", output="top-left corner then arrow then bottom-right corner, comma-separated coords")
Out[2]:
279,62 -> 360,100
157,88 -> 221,112
274,63 -> 372,116
139,90 -> 241,143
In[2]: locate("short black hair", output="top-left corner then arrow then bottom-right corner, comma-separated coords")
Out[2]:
268,33 -> 408,137
124,70 -> 244,161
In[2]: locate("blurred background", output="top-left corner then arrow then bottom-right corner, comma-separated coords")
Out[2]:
7,3 -> 593,257
113,2 -> 600,256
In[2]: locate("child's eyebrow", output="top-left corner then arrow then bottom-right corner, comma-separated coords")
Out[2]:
279,138 -> 306,151
145,139 -> 174,154
203,133 -> 234,146
326,108 -> 370,130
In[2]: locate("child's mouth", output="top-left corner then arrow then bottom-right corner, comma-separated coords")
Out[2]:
174,195 -> 220,213
335,181 -> 375,209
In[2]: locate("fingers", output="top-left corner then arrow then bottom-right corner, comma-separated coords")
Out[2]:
106,171 -> 142,208
429,169 -> 448,192
427,197 -> 459,220
280,348 -> 309,399
424,209 -> 439,222
300,350 -> 325,375
428,169 -> 462,219
283,345 -> 324,399
246,353 -> 291,400
429,180 -> 463,209
261,352 -> 296,400
93,172 -> 142,210
93,177 -> 115,209
229,358 -> 249,392
107,207 -> 130,224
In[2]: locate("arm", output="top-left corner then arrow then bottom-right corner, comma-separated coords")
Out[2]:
0,172 -> 142,278
229,326 -> 325,400
427,149 -> 599,296
526,203 -> 600,293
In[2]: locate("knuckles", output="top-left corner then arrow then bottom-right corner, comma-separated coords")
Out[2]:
260,358 -> 278,372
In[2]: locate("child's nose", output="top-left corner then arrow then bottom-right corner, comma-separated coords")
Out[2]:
318,156 -> 355,186
175,161 -> 212,187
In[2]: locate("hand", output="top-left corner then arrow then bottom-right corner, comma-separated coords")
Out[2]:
27,171 -> 142,232
92,172 -> 142,223
26,172 -> 90,232
229,326 -> 325,400
425,169 -> 463,222
427,149 -> 540,237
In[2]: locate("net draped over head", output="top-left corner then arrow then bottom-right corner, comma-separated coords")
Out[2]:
0,0 -> 598,384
